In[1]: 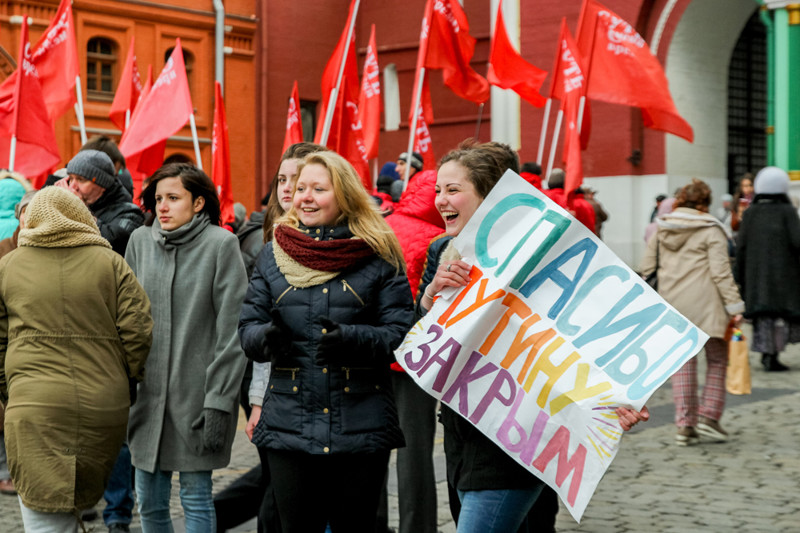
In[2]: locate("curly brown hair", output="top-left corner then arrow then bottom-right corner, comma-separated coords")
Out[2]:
675,178 -> 712,211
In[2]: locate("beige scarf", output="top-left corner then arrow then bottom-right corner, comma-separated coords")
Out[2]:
18,187 -> 111,249
273,238 -> 338,288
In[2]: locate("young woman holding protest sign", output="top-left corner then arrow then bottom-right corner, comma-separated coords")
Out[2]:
238,151 -> 413,533
417,142 -> 648,533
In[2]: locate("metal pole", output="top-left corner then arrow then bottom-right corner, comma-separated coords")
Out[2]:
74,76 -> 87,144
536,98 -> 552,164
189,113 -> 203,170
474,103 -> 484,140
577,96 -> 586,135
319,0 -> 361,146
545,109 -> 564,181
403,67 -> 426,191
8,136 -> 16,172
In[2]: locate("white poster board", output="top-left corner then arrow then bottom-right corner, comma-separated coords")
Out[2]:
395,170 -> 708,521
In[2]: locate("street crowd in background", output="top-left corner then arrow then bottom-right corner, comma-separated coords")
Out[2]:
0,131 -> 795,533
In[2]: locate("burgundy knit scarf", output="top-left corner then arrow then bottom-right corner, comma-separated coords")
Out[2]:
274,224 -> 374,272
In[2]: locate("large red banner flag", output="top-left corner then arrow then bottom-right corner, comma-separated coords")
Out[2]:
119,39 -> 193,161
329,76 -> 371,189
125,66 -> 166,202
109,37 -> 142,132
576,0 -> 693,142
282,81 -> 303,154
0,0 -> 78,121
358,24 -> 380,160
212,81 -> 234,225
0,17 -> 60,183
549,18 -> 591,149
487,0 -> 547,108
424,0 -> 490,105
315,0 -> 359,144
409,0 -> 434,125
412,103 -> 435,171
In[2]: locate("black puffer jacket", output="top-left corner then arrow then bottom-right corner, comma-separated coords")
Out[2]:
735,194 -> 800,319
91,180 -> 144,255
418,236 -> 543,491
239,224 -> 413,454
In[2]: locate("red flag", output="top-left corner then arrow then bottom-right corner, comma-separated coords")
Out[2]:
109,37 -> 142,132
358,24 -> 380,160
119,39 -> 193,161
315,0 -> 359,144
412,103 -> 435,171
576,0 -> 693,142
0,0 -> 78,121
282,81 -> 303,154
424,0 -> 490,104
0,18 -> 60,184
125,66 -> 165,202
212,81 -> 234,225
409,0 -> 435,126
328,76 -> 371,189
550,18 -> 591,149
487,1 -> 547,108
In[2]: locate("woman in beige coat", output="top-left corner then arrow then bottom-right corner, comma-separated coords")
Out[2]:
0,187 -> 152,532
641,179 -> 744,446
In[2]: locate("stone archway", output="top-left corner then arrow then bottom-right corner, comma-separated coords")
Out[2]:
663,0 -> 759,201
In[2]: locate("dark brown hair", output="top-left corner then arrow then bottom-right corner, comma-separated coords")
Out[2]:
142,163 -> 221,225
675,178 -> 712,211
438,140 -> 505,199
262,142 -> 330,241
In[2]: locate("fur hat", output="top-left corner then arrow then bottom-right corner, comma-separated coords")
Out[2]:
15,190 -> 37,219
66,149 -> 116,189
398,151 -> 424,171
754,166 -> 789,195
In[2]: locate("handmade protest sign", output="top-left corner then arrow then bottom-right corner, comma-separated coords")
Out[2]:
395,170 -> 708,521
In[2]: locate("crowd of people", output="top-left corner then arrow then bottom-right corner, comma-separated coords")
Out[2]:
2,130 -> 790,533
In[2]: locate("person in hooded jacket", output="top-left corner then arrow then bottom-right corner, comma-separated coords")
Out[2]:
641,179 -> 744,446
0,186 -> 152,532
734,166 -> 800,371
0,171 -> 32,241
239,151 -> 413,533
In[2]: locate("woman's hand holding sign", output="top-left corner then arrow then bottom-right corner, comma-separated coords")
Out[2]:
421,260 -> 472,310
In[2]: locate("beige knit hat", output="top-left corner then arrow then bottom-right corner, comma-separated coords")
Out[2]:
18,186 -> 111,249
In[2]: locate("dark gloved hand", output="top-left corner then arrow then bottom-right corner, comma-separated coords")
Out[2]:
128,377 -> 139,406
317,316 -> 345,365
191,408 -> 230,453
263,308 -> 292,363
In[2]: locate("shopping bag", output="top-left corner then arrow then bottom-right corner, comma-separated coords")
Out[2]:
726,327 -> 751,395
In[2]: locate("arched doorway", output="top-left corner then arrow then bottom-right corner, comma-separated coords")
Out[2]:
664,0 -> 759,201
726,11 -> 768,191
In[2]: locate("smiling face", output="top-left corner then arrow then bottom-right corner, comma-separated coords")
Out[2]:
435,161 -> 483,237
277,158 -> 300,212
293,163 -> 341,227
155,176 -> 205,231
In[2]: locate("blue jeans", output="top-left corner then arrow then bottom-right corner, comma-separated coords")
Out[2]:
103,444 -> 134,526
456,487 -> 544,533
135,468 -> 215,533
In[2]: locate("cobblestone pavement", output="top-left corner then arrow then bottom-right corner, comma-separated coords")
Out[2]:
2,324 -> 799,532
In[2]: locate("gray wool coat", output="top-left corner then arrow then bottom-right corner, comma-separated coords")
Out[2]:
125,214 -> 248,473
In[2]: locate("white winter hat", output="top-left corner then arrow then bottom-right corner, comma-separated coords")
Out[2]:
754,166 -> 789,195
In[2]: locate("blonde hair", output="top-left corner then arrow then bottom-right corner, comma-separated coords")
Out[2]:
279,151 -> 405,272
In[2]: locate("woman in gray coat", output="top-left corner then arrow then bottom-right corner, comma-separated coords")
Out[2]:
125,163 -> 247,532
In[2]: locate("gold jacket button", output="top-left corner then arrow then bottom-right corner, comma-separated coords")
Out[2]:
321,328 -> 327,334
323,288 -> 328,294
323,446 -> 330,453
292,386 -> 298,392
322,368 -> 328,374
323,408 -> 329,414
344,386 -> 350,393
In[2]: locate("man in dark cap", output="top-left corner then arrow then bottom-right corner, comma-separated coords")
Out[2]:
55,149 -> 144,255
392,151 -> 424,200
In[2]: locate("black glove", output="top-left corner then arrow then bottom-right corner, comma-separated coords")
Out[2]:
317,316 -> 345,365
128,377 -> 139,406
263,308 -> 292,363
191,408 -> 230,453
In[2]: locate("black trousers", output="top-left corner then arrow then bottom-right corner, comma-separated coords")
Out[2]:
267,449 -> 390,533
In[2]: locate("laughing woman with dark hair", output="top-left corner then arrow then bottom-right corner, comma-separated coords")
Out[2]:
125,163 -> 248,532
